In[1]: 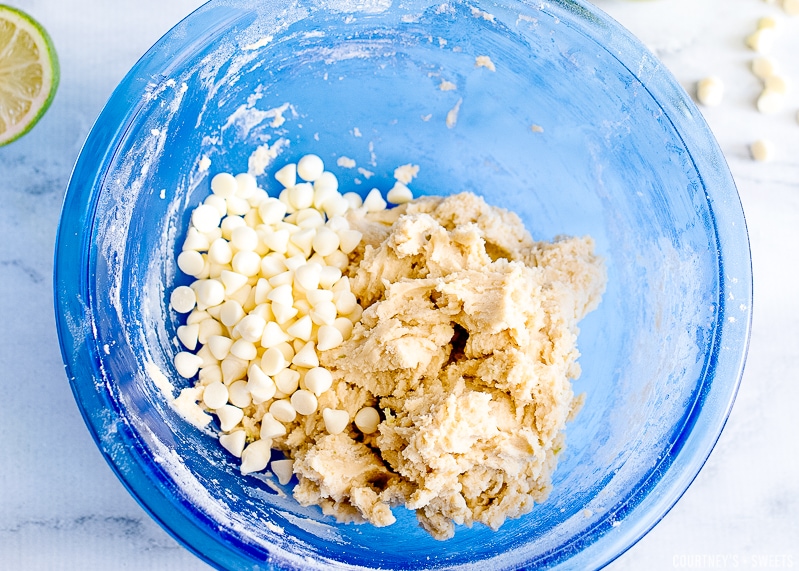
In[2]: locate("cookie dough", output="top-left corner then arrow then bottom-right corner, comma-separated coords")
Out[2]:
282,192 -> 606,539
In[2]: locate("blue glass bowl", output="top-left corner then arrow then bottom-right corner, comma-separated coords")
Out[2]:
54,0 -> 752,569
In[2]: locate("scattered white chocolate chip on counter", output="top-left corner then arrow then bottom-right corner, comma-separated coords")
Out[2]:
757,89 -> 785,114
783,0 -> 799,16
696,76 -> 725,107
750,139 -> 775,162
745,27 -> 776,53
751,56 -> 778,80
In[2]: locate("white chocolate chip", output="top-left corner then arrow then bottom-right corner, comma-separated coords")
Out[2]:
696,76 -> 725,106
194,279 -> 225,308
177,250 -> 205,276
231,225 -> 259,251
270,458 -> 294,485
764,75 -> 788,94
292,341 -> 319,368
220,300 -> 245,327
228,380 -> 252,408
260,413 -> 287,439
387,182 -> 413,204
261,347 -> 288,376
261,321 -> 290,348
304,367 -> 333,396
177,323 -> 200,351
216,404 -> 244,431
332,317 -> 354,340
207,334 -> 233,361
354,407 -> 380,434
174,351 -> 203,378
170,286 -> 197,314
270,399 -> 297,423
191,204 -> 223,233
363,188 -> 388,212
750,139 -> 775,161
316,325 -> 344,351
319,265 -> 342,289
211,172 -> 238,198
322,408 -> 350,435
235,313 -> 266,343
230,339 -> 257,361
745,27 -> 776,53
757,90 -> 785,114
202,381 -> 229,409
342,192 -> 363,209
337,229 -> 363,254
240,439 -> 271,474
219,430 -> 246,458
232,251 -> 261,277
274,368 -> 301,394
286,315 -> 313,341
291,389 -> 318,415
275,163 -> 297,188
783,0 -> 799,15
297,154 -> 325,182
247,364 -> 276,403
235,173 -> 257,199
295,263 -> 322,291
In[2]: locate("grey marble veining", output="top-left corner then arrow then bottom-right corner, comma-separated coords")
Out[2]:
1,1 -> 796,569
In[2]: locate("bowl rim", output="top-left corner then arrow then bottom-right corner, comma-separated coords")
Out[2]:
53,0 -> 752,569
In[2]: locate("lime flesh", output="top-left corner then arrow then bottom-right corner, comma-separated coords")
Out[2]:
0,4 -> 59,146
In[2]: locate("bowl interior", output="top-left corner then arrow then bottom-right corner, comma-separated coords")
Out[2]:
56,0 -> 751,569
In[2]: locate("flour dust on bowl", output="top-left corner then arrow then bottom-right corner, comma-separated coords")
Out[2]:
54,0 -> 751,569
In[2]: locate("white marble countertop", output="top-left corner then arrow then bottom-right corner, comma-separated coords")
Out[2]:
1,1 -> 796,569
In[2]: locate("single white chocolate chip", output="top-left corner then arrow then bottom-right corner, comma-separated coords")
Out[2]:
191,204 -> 223,233
177,250 -> 205,276
202,381 -> 229,409
322,408 -> 350,435
274,368 -> 301,394
354,406 -> 380,434
292,341 -> 319,368
297,154 -> 325,182
270,399 -> 297,423
240,439 -> 271,474
764,75 -> 788,94
219,430 -> 246,458
387,182 -> 413,204
291,389 -> 318,415
260,413 -> 287,439
745,27 -> 776,53
750,139 -> 775,162
304,367 -> 333,396
174,351 -> 203,378
271,458 -> 294,485
696,76 -> 725,106
261,347 -> 288,376
228,380 -> 252,408
757,90 -> 785,114
207,334 -> 233,361
177,323 -> 200,351
316,325 -> 344,351
170,286 -> 197,314
215,404 -> 244,431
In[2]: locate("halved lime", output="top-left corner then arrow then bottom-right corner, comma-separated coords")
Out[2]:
0,4 -> 59,146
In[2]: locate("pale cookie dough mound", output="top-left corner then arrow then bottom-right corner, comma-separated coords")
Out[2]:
289,192 -> 605,540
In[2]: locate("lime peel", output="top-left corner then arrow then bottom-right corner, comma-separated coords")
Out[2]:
0,4 -> 59,146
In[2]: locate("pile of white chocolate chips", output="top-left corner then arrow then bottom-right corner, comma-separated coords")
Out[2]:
169,154 -> 606,540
